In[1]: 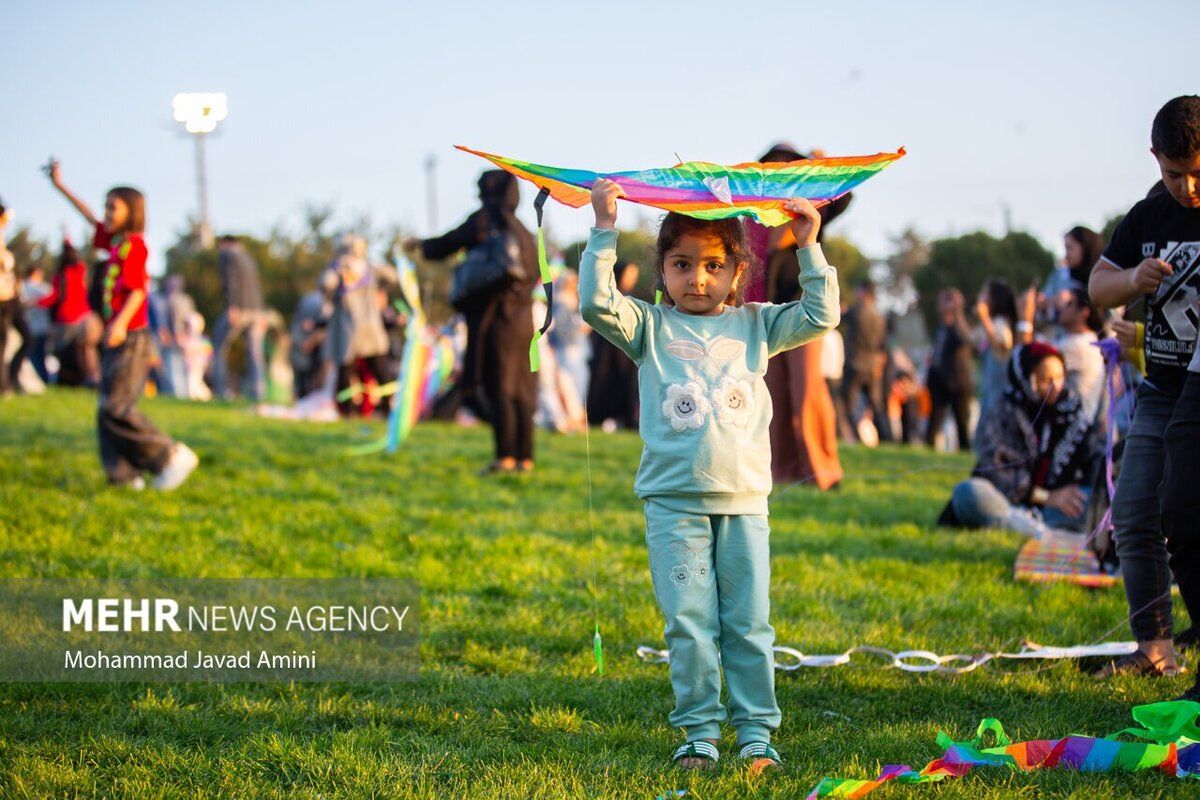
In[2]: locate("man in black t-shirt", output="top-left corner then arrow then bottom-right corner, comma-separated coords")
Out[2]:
1089,95 -> 1200,692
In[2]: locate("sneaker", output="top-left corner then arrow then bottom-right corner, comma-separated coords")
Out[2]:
110,476 -> 145,491
153,443 -> 198,491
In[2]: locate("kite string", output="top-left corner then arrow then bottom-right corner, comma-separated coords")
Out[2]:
571,237 -> 603,675
584,403 -> 603,675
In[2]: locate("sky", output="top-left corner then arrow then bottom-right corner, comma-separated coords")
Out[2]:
2,0 -> 1194,274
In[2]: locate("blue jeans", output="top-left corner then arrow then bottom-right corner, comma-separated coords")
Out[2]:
1158,373 -> 1200,639
951,477 -> 1089,531
1112,382 -> 1177,641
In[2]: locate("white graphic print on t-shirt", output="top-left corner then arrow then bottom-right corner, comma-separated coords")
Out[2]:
1150,241 -> 1200,369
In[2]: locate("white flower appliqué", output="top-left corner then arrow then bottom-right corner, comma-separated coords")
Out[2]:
710,376 -> 754,427
662,381 -> 711,432
669,563 -> 693,588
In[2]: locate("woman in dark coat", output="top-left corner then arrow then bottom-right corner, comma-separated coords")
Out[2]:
585,259 -> 640,430
408,171 -> 539,473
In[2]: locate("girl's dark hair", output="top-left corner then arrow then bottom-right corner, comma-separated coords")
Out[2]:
981,277 -> 1017,323
58,240 -> 79,271
1064,225 -> 1104,284
655,213 -> 756,307
106,186 -> 146,234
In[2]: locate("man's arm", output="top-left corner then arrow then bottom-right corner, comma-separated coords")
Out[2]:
1089,258 -> 1173,310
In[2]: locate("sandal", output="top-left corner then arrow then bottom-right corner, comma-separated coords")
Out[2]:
672,739 -> 719,770
738,741 -> 783,772
1093,649 -> 1184,678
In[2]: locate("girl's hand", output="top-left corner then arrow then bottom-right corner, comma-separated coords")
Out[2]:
784,197 -> 820,248
591,178 -> 623,229
104,321 -> 128,349
975,298 -> 991,322
43,158 -> 62,187
1018,287 -> 1038,321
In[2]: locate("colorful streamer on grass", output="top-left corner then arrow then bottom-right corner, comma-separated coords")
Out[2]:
456,145 -> 906,228
807,701 -> 1200,798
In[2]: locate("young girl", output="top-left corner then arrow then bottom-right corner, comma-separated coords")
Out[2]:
580,179 -> 839,770
47,160 -> 198,490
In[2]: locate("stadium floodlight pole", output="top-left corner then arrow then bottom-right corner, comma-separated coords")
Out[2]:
172,92 -> 228,249
424,154 -> 437,235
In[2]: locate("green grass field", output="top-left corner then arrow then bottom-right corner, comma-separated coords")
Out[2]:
0,388 -> 1194,798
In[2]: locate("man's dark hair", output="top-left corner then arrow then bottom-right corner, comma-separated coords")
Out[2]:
1067,286 -> 1102,334
1151,95 -> 1200,160
217,234 -> 239,245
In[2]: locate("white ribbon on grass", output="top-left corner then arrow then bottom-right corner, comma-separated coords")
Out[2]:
635,640 -> 1137,675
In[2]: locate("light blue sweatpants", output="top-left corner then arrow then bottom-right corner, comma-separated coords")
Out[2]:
644,499 -> 781,745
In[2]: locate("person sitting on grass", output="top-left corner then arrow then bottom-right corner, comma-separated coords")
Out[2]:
938,342 -> 1100,541
580,178 -> 840,772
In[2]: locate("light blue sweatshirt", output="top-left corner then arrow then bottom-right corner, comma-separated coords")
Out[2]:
579,227 -> 840,515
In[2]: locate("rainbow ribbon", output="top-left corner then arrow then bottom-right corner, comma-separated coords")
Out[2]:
806,701 -> 1200,798
348,258 -> 454,455
456,145 -> 906,228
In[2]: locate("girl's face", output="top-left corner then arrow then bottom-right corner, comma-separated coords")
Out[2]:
660,232 -> 744,316
104,194 -> 130,234
1063,235 -> 1084,269
1030,356 -> 1066,404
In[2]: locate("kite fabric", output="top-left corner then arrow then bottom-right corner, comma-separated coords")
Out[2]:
805,700 -> 1200,798
1013,537 -> 1119,587
456,145 -> 906,228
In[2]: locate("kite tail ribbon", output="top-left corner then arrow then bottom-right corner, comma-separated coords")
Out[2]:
594,625 -> 604,676
529,187 -> 554,372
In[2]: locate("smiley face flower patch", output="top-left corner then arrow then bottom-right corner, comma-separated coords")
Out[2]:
710,376 -> 754,428
662,381 -> 711,431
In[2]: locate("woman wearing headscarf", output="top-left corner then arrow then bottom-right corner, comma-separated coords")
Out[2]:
406,171 -> 539,473
745,142 -> 849,490
939,342 -> 1100,538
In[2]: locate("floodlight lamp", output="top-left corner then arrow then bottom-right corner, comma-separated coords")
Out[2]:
172,92 -> 229,134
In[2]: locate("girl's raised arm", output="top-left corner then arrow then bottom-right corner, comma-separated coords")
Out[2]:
44,160 -> 99,228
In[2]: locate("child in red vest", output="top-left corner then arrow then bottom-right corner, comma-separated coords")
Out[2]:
47,160 -> 197,490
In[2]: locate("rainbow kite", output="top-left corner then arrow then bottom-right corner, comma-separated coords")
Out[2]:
456,145 -> 906,227
807,700 -> 1200,798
